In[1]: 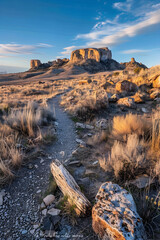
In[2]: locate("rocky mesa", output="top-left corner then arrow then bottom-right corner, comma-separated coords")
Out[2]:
70,47 -> 112,63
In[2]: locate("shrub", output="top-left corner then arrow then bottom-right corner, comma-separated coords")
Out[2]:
108,134 -> 150,181
0,124 -> 22,184
6,101 -> 55,137
112,113 -> 150,140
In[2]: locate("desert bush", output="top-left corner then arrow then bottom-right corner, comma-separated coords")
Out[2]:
151,110 -> 160,152
112,113 -> 150,140
62,88 -> 108,120
6,101 -> 55,137
108,134 -> 150,181
0,124 -> 22,184
130,188 -> 160,239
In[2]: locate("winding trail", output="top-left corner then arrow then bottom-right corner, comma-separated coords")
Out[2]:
0,95 -> 77,240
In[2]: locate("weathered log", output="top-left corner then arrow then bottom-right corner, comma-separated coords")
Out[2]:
50,159 -> 91,216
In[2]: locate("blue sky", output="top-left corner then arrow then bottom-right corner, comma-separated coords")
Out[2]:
0,0 -> 160,72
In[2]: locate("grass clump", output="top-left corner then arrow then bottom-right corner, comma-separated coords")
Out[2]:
57,195 -> 77,225
112,113 -> 150,140
6,101 -> 55,138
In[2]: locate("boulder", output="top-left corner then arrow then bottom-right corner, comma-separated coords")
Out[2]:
92,182 -> 147,240
117,97 -> 135,108
153,75 -> 160,88
96,119 -> 108,129
30,59 -> 41,68
116,80 -> 137,92
70,47 -> 112,63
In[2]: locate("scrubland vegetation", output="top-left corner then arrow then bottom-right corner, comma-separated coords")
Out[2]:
0,80 -> 72,184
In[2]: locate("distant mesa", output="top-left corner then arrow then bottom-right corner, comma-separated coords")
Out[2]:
29,48 -> 147,74
70,47 -> 112,63
30,59 -> 42,68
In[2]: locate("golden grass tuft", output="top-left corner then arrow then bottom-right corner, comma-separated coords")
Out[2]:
112,113 -> 150,140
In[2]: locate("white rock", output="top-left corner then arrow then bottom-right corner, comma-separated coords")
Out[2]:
85,124 -> 94,130
36,190 -> 41,194
76,122 -> 86,129
43,194 -> 55,206
30,229 -> 35,235
92,182 -> 147,240
42,209 -> 47,216
48,208 -> 61,216
40,202 -> 46,210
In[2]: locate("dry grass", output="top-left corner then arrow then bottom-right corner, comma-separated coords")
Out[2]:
151,109 -> 160,152
6,101 -> 55,137
107,134 -> 149,181
61,86 -> 108,120
0,124 -> 23,184
112,113 -> 150,140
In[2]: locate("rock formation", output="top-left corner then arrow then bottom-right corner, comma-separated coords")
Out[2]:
70,47 -> 112,63
30,59 -> 41,69
92,182 -> 147,240
121,58 -> 147,70
153,75 -> 160,88
116,80 -> 138,92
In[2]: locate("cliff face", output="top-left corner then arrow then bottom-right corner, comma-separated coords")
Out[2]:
70,47 -> 112,63
30,59 -> 42,68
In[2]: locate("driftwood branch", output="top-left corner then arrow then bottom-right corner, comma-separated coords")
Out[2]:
50,159 -> 91,215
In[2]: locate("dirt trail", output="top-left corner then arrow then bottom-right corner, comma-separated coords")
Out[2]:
0,95 -> 77,240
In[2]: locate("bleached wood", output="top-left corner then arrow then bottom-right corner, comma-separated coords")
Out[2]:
50,159 -> 91,215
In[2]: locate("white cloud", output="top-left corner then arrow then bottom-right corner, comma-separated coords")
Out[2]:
61,2 -> 160,58
79,9 -> 160,48
113,0 -> 133,12
0,43 -> 53,56
61,46 -> 78,55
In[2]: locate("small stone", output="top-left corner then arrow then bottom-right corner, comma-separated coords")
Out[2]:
33,224 -> 39,229
28,163 -> 33,169
42,209 -> 47,216
30,229 -> 35,234
43,194 -> 55,206
21,230 -> 27,235
36,190 -> 41,194
40,159 -> 44,164
48,208 -> 61,216
85,124 -> 94,130
40,202 -> 46,210
76,122 -> 86,129
59,151 -> 65,157
35,164 -> 38,168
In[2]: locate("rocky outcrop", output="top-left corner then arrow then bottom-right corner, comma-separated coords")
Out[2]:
116,80 -> 137,92
30,59 -> 41,69
70,47 -> 112,63
92,182 -> 147,240
153,75 -> 160,88
117,97 -> 136,108
121,58 -> 147,70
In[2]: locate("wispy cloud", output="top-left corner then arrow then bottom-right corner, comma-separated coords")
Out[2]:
60,1 -> 160,57
61,46 -> 78,55
113,0 -> 133,12
0,43 -> 53,56
121,49 -> 150,54
75,8 -> 160,48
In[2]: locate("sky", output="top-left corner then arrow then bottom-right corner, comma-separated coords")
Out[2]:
0,0 -> 160,72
